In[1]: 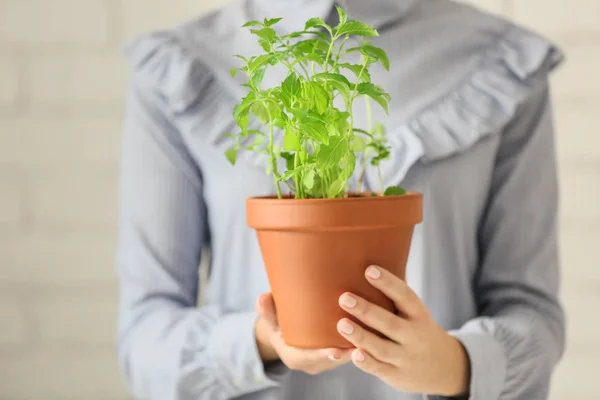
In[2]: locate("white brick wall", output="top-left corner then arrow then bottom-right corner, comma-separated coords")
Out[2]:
0,116 -> 122,165
0,0 -> 598,399
0,0 -> 110,45
1,233 -> 118,285
0,349 -> 127,399
30,288 -> 119,345
0,298 -> 28,347
555,104 -> 600,163
510,0 -> 600,37
0,57 -> 20,107
31,165 -> 118,233
121,0 -> 221,38
552,41 -> 600,101
0,168 -> 27,231
28,54 -> 129,110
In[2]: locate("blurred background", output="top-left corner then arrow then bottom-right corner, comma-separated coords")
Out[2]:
0,0 -> 598,399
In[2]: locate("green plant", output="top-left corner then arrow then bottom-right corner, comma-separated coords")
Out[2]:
227,5 -> 406,199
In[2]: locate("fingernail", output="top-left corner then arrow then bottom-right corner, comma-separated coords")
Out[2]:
339,293 -> 357,308
354,350 -> 365,363
338,319 -> 354,335
366,266 -> 381,279
328,355 -> 340,361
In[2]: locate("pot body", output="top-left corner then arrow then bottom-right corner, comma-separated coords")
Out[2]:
247,193 -> 423,348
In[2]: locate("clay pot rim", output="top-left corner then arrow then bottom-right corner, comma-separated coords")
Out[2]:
246,192 -> 423,230
247,191 -> 422,205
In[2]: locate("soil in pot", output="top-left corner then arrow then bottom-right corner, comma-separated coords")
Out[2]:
247,192 -> 423,349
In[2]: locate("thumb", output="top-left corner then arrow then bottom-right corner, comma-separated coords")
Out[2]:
255,293 -> 278,327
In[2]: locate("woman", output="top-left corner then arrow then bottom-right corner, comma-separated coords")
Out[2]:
116,0 -> 565,399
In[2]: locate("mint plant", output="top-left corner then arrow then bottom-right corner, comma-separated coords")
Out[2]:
227,5 -> 406,199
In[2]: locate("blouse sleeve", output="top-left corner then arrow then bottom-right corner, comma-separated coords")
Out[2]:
446,81 -> 565,399
116,82 -> 285,400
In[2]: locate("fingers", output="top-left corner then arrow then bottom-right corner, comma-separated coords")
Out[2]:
257,303 -> 352,376
365,266 -> 422,318
339,292 -> 410,344
280,345 -> 353,375
351,348 -> 396,380
336,318 -> 400,365
255,293 -> 278,326
322,348 -> 353,364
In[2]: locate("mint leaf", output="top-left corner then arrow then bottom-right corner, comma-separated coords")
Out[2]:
324,109 -> 350,136
384,186 -> 407,196
250,28 -> 277,51
280,169 -> 295,181
280,151 -> 295,171
264,17 -> 283,27
233,54 -> 249,63
233,92 -> 256,132
225,148 -> 238,165
336,20 -> 378,37
250,27 -> 277,42
357,83 -> 390,113
317,136 -> 348,168
283,127 -> 300,151
303,81 -> 330,114
282,73 -> 301,98
247,54 -> 277,74
291,38 -> 330,56
341,152 -> 356,180
327,179 -> 346,198
351,136 -> 366,151
251,68 -> 266,87
338,63 -> 371,83
242,20 -> 262,28
304,169 -> 315,189
349,42 -> 390,70
305,17 -> 331,33
313,72 -> 351,87
335,5 -> 348,26
251,99 -> 279,124
300,119 -> 329,145
313,72 -> 352,104
259,39 -> 271,52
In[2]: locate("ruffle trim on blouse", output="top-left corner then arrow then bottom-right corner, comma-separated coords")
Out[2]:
122,24 -> 564,173
123,32 -> 213,113
403,25 -> 564,163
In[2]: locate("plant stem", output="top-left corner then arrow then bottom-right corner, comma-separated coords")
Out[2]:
377,165 -> 384,194
333,36 -> 349,70
357,166 -> 366,193
351,61 -> 368,96
265,106 -> 282,199
366,97 -> 373,132
356,97 -> 372,193
298,62 -> 310,79
324,33 -> 337,72
294,151 -> 303,199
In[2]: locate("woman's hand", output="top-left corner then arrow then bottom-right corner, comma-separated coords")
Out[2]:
255,293 -> 353,375
337,266 -> 471,397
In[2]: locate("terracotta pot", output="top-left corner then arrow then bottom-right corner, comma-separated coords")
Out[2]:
247,192 -> 423,348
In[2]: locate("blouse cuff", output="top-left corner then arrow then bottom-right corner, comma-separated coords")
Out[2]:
448,328 -> 507,400
206,311 -> 286,397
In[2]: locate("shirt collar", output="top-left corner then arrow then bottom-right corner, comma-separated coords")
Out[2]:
248,0 -> 415,34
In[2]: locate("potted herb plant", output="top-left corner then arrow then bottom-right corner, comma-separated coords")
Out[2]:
228,6 -> 423,348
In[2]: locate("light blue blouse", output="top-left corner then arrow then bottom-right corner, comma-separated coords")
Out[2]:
116,0 -> 566,399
